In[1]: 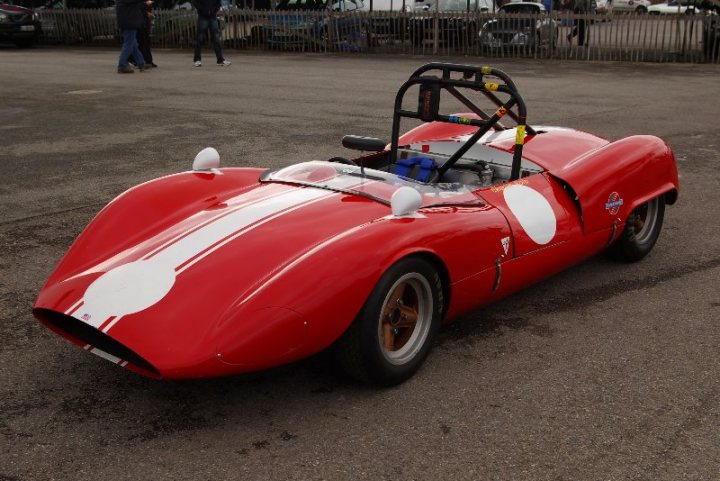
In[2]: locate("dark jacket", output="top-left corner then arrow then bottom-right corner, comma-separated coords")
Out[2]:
116,0 -> 145,30
191,0 -> 221,18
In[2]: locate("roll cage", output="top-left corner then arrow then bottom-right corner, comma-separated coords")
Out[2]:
388,62 -> 534,182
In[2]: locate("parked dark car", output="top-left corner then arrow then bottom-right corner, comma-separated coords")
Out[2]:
409,0 -> 492,46
263,0 -> 367,48
0,3 -> 41,47
478,1 -> 557,50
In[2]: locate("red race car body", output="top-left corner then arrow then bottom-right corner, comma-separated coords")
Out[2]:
33,64 -> 678,385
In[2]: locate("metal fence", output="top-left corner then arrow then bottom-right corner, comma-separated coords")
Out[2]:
36,8 -> 720,63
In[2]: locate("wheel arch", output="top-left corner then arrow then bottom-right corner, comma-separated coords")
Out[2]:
549,135 -> 679,234
664,188 -> 679,206
404,251 -> 452,321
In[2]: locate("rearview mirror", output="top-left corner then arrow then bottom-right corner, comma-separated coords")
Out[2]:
391,186 -> 423,218
193,147 -> 220,172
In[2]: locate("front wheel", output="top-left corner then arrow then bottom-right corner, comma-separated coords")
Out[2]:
332,257 -> 443,386
606,196 -> 665,262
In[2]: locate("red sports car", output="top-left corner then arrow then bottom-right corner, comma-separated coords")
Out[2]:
33,63 -> 679,386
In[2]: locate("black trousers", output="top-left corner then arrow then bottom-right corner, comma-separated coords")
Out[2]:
129,23 -> 153,65
137,23 -> 153,64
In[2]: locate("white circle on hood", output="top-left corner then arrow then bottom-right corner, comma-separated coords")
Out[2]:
82,259 -> 176,324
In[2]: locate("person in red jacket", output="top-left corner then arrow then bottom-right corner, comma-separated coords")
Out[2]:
191,0 -> 230,67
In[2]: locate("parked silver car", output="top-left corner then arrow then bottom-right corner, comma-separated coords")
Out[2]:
610,0 -> 652,13
478,1 -> 557,50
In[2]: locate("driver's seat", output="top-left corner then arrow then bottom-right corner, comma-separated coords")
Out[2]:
393,156 -> 437,183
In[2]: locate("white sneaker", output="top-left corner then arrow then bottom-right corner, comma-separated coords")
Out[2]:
194,60 -> 202,67
217,59 -> 231,67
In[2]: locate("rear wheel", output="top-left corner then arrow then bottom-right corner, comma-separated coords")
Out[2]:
607,196 -> 665,262
333,257 -> 443,386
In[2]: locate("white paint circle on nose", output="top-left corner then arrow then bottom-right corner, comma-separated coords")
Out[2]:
503,184 -> 557,245
83,259 -> 177,320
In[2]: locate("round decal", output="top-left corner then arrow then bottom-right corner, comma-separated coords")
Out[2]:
503,184 -> 557,245
605,192 -> 624,216
81,260 -> 176,325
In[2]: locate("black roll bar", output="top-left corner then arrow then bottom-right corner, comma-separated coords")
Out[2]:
389,63 -> 534,182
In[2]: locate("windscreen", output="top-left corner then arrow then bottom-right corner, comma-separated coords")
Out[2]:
261,161 -> 476,205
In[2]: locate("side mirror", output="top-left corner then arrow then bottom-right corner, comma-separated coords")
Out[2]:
193,147 -> 220,172
342,135 -> 387,152
391,186 -> 423,218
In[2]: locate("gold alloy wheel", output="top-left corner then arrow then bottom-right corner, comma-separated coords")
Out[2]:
632,198 -> 659,244
377,273 -> 433,366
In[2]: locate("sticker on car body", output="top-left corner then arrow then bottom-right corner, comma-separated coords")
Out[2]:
605,192 -> 624,215
503,184 -> 557,245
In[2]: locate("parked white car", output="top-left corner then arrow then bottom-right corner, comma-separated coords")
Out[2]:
648,1 -> 698,14
610,0 -> 652,13
413,0 -> 497,12
361,0 -> 412,11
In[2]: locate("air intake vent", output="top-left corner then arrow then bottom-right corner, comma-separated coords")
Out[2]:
34,308 -> 159,376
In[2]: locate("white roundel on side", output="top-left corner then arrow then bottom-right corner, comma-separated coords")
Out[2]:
503,184 -> 557,245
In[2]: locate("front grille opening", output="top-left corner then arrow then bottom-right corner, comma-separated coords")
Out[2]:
34,308 -> 160,377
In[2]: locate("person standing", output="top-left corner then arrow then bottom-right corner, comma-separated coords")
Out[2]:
116,0 -> 147,73
191,0 -> 231,67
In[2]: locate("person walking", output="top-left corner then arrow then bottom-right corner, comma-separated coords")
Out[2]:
137,0 -> 157,67
191,0 -> 230,67
567,0 -> 591,46
129,0 -> 156,68
116,0 -> 148,73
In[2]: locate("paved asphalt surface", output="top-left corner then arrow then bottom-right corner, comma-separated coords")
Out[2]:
1,47 -> 718,481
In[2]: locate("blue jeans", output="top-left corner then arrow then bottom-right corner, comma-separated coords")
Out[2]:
118,29 -> 145,69
194,16 -> 224,63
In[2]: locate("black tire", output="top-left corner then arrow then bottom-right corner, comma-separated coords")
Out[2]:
333,257 -> 443,386
15,38 -> 36,48
636,5 -> 648,13
606,196 -> 665,262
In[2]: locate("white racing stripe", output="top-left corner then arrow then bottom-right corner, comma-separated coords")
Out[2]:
141,185 -> 294,261
66,174 -> 371,333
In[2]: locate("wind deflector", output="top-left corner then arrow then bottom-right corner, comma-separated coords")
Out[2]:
389,63 -> 535,182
